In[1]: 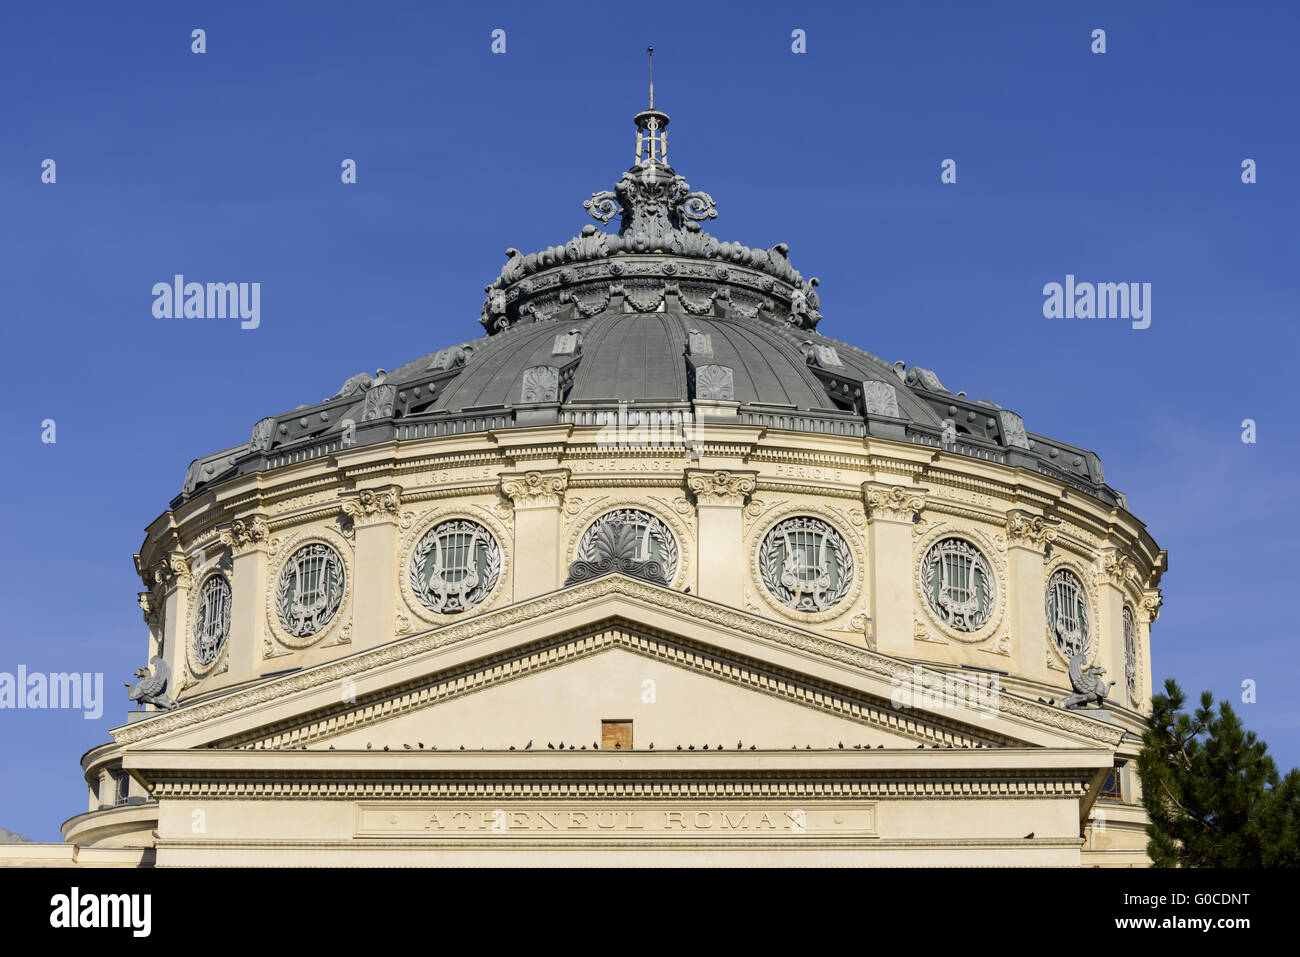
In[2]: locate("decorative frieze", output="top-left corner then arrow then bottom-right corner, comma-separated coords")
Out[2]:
149,776 -> 1090,802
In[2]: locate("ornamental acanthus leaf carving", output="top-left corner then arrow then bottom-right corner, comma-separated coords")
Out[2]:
686,469 -> 756,506
219,517 -> 270,551
864,483 -> 926,522
1006,510 -> 1059,548
500,469 -> 570,509
340,488 -> 402,524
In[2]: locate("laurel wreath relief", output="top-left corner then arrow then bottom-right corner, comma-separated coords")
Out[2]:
759,518 -> 853,611
275,545 -> 344,637
410,521 -> 502,613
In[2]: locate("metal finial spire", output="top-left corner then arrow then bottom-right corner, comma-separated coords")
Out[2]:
634,46 -> 669,166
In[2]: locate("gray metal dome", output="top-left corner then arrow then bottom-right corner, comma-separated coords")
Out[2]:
175,104 -> 1120,509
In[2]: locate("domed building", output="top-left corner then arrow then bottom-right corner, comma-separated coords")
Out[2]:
55,92 -> 1163,866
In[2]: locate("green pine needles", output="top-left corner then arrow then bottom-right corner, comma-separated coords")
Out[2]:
1138,679 -> 1300,867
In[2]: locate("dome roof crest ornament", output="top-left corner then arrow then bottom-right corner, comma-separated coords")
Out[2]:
635,45 -> 668,167
583,46 -> 718,247
477,49 -> 835,336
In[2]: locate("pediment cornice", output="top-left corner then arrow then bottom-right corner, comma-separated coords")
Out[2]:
111,575 -> 1125,750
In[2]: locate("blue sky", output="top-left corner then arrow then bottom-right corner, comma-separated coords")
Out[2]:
1,1 -> 1297,840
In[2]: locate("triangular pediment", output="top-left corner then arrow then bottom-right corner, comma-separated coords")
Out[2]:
113,575 -> 1124,755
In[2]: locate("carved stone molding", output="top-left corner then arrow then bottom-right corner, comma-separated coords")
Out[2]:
1005,510 -> 1059,550
748,503 -> 864,626
913,523 -> 1008,645
399,504 -> 513,627
1095,548 -> 1136,589
564,498 -> 691,591
263,526 -> 354,651
218,516 -> 271,554
113,573 -> 1124,749
982,634 -> 1012,657
686,468 -> 757,507
152,775 -> 1089,802
233,626 -> 997,752
863,482 -> 927,523
1140,589 -> 1163,624
138,591 -> 160,629
914,619 -> 947,644
340,487 -> 403,528
151,551 -> 193,596
500,469 -> 570,510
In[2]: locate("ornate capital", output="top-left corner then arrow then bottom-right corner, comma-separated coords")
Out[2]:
151,551 -> 192,595
1095,547 -> 1135,587
138,591 -> 161,629
1005,509 -> 1058,550
686,468 -> 756,507
339,487 -> 402,527
219,516 -> 271,552
863,482 -> 926,523
1140,589 -> 1163,624
500,469 -> 570,510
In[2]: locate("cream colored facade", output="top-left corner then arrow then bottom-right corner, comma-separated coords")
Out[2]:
2,415 -> 1163,867
0,96 -> 1167,867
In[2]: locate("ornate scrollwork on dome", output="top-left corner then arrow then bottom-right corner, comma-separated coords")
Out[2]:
478,96 -> 823,335
585,165 -> 719,251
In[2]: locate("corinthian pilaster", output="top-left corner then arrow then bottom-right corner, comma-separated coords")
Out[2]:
862,482 -> 927,655
219,515 -> 273,677
339,487 -> 403,651
1094,546 -> 1134,706
151,550 -> 192,700
687,469 -> 756,604
1137,588 -> 1162,709
1003,510 -> 1058,681
138,591 -> 163,660
501,469 -> 570,598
